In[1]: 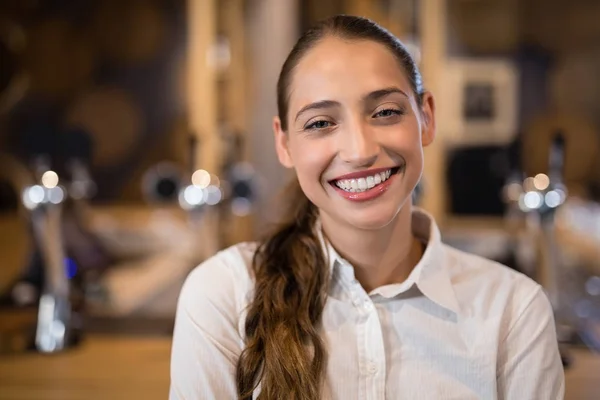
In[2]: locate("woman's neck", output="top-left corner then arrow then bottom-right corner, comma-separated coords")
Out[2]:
320,204 -> 424,293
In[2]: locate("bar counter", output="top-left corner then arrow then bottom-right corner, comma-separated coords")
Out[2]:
0,335 -> 171,400
0,335 -> 599,399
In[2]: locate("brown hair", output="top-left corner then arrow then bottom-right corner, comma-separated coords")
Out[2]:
236,15 -> 424,400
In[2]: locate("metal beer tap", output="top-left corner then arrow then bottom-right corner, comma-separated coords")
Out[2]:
220,130 -> 258,218
502,131 -> 571,366
62,128 -> 97,202
538,133 -> 568,308
142,133 -> 223,262
22,158 -> 80,353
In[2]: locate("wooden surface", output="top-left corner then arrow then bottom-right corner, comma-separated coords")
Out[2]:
565,348 -> 600,400
0,336 -> 171,400
0,336 -> 598,399
0,213 -> 30,294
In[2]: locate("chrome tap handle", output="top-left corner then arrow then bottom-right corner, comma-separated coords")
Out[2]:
61,128 -> 96,200
548,132 -> 565,187
67,159 -> 97,200
22,166 -> 77,353
538,131 -> 568,311
33,201 -> 72,353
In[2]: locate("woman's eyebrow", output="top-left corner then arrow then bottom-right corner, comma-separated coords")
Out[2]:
294,100 -> 340,122
363,87 -> 408,103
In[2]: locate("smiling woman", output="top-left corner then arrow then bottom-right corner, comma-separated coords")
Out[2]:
273,30 -> 433,234
169,15 -> 564,400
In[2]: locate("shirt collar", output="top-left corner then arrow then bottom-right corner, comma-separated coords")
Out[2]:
316,208 -> 461,314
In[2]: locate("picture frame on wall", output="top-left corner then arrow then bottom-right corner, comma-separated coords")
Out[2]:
441,58 -> 519,146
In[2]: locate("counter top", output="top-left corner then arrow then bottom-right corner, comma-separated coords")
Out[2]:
0,335 -> 598,399
0,335 -> 171,400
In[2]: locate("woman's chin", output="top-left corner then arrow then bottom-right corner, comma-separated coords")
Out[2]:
316,184 -> 414,231
349,212 -> 400,231
328,203 -> 405,231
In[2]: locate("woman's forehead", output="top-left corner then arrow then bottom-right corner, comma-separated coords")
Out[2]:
288,37 -> 412,109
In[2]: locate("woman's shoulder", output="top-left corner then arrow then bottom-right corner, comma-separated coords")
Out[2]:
187,241 -> 258,283
444,244 -> 537,287
199,241 -> 259,277
442,244 -> 545,319
178,242 -> 258,312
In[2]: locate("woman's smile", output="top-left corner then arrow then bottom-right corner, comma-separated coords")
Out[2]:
328,165 -> 405,202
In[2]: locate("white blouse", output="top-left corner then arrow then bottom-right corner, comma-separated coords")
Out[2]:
169,209 -> 564,399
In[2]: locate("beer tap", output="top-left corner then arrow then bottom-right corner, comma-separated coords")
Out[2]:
60,128 -> 112,304
176,135 -> 222,215
141,133 -> 223,262
501,137 -> 534,276
2,124 -> 57,308
538,132 -> 573,366
143,134 -> 221,212
62,128 -> 97,202
220,129 -> 258,218
502,131 -> 571,366
22,158 -> 80,353
182,135 -> 223,260
538,133 -> 568,308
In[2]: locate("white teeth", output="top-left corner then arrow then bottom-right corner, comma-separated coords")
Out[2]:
334,169 -> 394,193
366,176 -> 375,189
357,178 -> 367,190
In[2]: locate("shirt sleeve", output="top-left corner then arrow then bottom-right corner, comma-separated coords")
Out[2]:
496,285 -> 565,400
169,255 -> 243,399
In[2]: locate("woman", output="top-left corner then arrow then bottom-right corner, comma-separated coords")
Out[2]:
170,15 -> 564,400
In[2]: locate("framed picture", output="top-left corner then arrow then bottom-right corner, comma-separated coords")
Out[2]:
440,58 -> 519,146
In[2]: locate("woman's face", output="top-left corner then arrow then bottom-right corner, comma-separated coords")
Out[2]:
274,36 -> 436,230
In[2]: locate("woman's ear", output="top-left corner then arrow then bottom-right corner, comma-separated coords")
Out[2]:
273,116 -> 294,168
420,92 -> 436,147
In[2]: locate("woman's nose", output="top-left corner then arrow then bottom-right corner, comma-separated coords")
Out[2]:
338,121 -> 380,167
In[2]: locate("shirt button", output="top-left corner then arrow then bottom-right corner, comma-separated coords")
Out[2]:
367,362 -> 377,374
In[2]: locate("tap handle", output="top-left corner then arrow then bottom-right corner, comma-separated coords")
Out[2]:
508,134 -> 523,173
31,200 -> 75,353
21,122 -> 56,166
61,127 -> 94,166
188,133 -> 199,175
548,131 -> 565,184
62,128 -> 96,199
220,129 -> 244,172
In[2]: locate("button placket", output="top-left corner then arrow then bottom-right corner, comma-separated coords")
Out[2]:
361,299 -> 386,399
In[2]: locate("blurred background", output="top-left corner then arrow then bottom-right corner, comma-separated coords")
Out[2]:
0,0 -> 599,398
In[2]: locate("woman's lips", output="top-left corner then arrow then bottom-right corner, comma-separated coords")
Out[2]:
329,166 -> 403,202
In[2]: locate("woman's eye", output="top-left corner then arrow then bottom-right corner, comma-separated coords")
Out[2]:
373,108 -> 403,118
305,120 -> 332,130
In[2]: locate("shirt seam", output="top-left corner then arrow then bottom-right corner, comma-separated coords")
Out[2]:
499,283 -> 543,345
